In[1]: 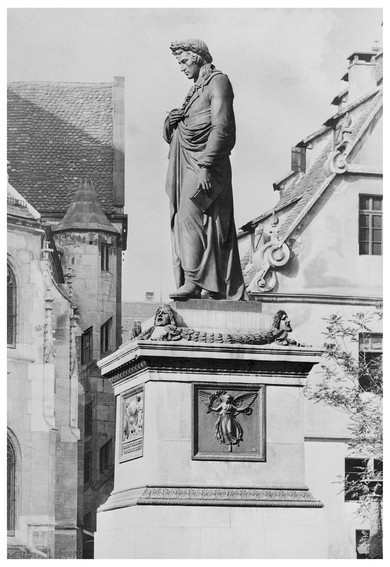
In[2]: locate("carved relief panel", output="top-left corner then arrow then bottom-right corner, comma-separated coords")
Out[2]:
120,385 -> 144,462
192,383 -> 265,461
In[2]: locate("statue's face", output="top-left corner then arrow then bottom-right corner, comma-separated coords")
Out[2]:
155,308 -> 170,327
221,393 -> 232,404
280,314 -> 292,332
177,52 -> 201,81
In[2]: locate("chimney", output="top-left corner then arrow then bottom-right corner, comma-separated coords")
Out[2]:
346,51 -> 377,104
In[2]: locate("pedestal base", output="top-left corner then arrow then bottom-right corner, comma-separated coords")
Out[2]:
95,503 -> 327,559
96,300 -> 327,558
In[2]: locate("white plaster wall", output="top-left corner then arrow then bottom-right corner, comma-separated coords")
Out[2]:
277,175 -> 382,297
305,441 -> 369,559
352,112 -> 382,167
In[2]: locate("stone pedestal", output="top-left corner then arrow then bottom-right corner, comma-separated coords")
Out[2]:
95,300 -> 327,559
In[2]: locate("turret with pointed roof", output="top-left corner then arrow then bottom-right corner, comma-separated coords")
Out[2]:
53,177 -> 119,235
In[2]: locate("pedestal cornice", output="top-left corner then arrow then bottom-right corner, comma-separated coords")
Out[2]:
99,340 -> 323,384
98,485 -> 324,511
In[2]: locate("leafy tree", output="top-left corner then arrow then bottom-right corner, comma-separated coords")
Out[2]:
305,305 -> 383,559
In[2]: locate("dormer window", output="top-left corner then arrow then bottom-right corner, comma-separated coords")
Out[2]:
291,146 -> 306,173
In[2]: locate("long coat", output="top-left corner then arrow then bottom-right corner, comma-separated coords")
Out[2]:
164,69 -> 245,300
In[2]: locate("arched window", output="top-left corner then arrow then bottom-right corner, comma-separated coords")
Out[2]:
7,438 -> 16,535
7,265 -> 16,347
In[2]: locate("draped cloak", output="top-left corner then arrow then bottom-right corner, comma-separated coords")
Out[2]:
164,70 -> 245,300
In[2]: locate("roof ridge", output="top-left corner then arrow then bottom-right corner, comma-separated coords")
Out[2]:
296,87 -> 380,146
323,87 -> 380,127
8,81 -> 114,87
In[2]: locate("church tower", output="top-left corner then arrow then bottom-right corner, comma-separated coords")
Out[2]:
53,176 -> 120,557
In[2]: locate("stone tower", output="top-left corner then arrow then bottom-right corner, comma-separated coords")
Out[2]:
53,176 -> 120,557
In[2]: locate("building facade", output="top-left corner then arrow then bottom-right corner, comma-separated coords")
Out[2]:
7,77 -> 127,558
7,181 -> 80,558
237,48 -> 383,558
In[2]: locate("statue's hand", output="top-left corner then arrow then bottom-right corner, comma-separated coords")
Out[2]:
169,109 -> 185,126
198,167 -> 212,194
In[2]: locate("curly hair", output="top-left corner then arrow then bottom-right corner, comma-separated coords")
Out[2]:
170,38 -> 213,65
272,310 -> 288,330
154,304 -> 176,326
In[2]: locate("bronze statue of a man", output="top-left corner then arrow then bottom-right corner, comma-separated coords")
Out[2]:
164,39 -> 245,300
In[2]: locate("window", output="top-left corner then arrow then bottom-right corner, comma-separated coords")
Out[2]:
81,327 -> 93,365
356,530 -> 370,559
7,438 -> 16,535
84,452 -> 92,484
345,458 -> 383,501
99,439 -> 113,475
83,512 -> 93,532
359,195 -> 382,255
101,244 -> 110,271
291,146 -> 306,173
85,402 -> 93,438
7,265 -> 16,347
359,333 -> 382,392
100,318 -> 112,355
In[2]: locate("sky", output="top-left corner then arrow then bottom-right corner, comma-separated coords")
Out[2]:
7,6 -> 383,302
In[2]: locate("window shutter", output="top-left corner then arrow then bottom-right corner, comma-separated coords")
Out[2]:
291,147 -> 306,172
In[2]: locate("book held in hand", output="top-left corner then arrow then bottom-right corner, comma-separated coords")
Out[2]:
190,188 -> 214,213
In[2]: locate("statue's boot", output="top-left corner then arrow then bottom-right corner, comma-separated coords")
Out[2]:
201,289 -> 225,300
169,281 -> 201,300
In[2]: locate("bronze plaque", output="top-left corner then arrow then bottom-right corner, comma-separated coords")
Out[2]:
193,383 -> 265,461
120,385 -> 144,462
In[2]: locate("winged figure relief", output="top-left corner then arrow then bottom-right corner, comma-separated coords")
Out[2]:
199,390 -> 258,452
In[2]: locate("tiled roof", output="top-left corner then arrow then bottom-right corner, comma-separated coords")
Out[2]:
239,89 -> 382,243
7,81 -> 114,216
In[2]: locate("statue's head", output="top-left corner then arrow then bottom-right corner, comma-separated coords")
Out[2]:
170,39 -> 213,81
273,310 -> 292,333
220,391 -> 233,403
154,304 -> 176,327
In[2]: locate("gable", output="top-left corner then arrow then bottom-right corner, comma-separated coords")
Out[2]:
238,88 -> 382,297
